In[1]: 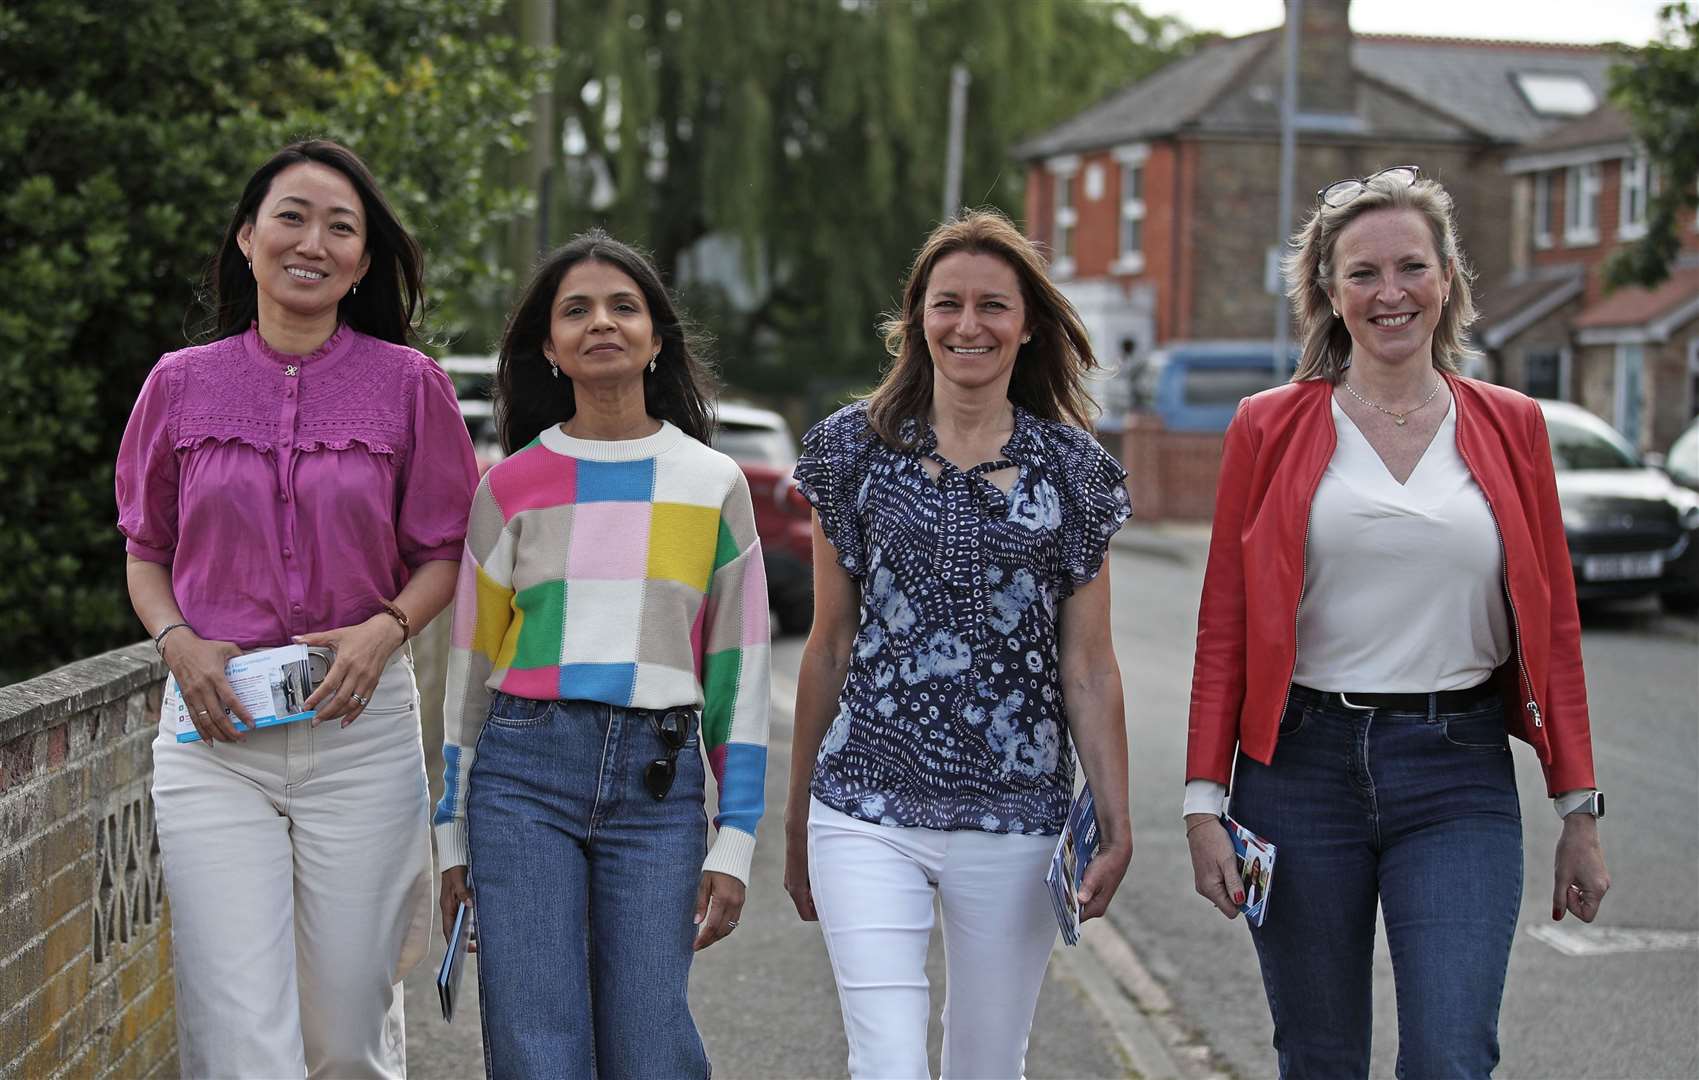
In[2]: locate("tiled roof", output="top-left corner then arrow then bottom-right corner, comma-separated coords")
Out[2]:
1474,268 -> 1586,349
1012,33 -> 1274,159
1573,266 -> 1699,330
1511,103 -> 1633,157
1014,31 -> 1618,159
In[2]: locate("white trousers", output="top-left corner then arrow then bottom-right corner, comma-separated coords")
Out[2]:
152,650 -> 434,1079
807,797 -> 1060,1080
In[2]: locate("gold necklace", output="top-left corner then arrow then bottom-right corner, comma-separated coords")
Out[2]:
1340,376 -> 1442,426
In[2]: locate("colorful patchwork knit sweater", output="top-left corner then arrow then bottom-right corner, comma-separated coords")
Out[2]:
433,421 -> 770,883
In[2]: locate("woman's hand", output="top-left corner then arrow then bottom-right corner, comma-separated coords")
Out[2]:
1186,813 -> 1244,918
694,871 -> 746,951
1552,814 -> 1610,922
297,614 -> 406,726
161,630 -> 254,743
439,865 -> 476,952
783,816 -> 817,921
1078,831 -> 1132,923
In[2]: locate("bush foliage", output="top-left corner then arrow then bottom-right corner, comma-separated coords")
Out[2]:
0,0 -> 545,681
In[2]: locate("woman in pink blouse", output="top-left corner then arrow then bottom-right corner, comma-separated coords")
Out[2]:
115,139 -> 478,1078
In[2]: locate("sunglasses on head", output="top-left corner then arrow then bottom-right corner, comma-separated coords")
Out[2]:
644,709 -> 691,800
1317,164 -> 1421,208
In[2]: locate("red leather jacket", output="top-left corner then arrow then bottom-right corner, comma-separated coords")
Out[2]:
1186,374 -> 1596,796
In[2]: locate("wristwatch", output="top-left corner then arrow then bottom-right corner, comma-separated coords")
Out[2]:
1566,790 -> 1605,819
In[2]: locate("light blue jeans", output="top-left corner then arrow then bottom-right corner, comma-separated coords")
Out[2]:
467,694 -> 710,1079
1231,684 -> 1524,1080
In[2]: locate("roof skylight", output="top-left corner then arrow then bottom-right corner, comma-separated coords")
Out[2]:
1512,72 -> 1598,117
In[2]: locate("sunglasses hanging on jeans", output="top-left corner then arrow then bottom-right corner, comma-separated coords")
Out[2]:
644,709 -> 691,800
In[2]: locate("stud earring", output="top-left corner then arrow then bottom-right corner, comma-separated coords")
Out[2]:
1020,335 -> 1031,344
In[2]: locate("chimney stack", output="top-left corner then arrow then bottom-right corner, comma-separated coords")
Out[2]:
1294,0 -> 1357,118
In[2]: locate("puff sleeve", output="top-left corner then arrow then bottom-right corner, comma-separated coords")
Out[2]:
396,360 -> 480,570
794,404 -> 873,580
114,359 -> 183,565
1049,429 -> 1131,594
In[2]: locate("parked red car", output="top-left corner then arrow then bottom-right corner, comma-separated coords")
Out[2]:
714,403 -> 815,635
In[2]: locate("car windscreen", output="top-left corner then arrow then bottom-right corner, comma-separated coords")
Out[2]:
715,424 -> 796,466
1545,412 -> 1640,471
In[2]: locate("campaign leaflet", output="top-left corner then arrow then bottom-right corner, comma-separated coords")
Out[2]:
1222,814 -> 1277,927
437,900 -> 473,1022
164,644 -> 319,742
1045,783 -> 1099,947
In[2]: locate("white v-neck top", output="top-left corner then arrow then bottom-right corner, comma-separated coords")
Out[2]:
1291,395 -> 1512,692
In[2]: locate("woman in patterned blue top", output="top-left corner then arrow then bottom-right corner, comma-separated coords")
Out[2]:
786,210 -> 1134,1079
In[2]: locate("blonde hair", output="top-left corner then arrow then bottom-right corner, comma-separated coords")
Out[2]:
866,209 -> 1100,448
1284,173 -> 1479,383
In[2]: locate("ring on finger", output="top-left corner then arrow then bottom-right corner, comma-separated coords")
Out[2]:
351,692 -> 369,707
725,920 -> 738,930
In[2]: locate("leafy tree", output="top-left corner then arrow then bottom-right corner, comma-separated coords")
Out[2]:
0,0 -> 546,681
538,0 -> 1198,402
1608,1 -> 1699,289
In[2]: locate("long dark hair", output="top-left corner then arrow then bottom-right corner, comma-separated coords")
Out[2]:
867,208 -> 1099,449
193,139 -> 425,346
495,229 -> 715,453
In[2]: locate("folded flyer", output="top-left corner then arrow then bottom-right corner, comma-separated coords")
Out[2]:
437,900 -> 473,1022
1045,783 -> 1099,946
164,644 -> 320,742
1222,813 -> 1277,927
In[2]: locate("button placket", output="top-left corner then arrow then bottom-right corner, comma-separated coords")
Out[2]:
277,366 -> 306,634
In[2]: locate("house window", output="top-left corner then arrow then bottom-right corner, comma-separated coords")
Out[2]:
1619,155 -> 1650,241
1533,172 -> 1554,249
1121,149 -> 1148,271
1525,348 -> 1566,400
1564,163 -> 1601,245
1048,157 -> 1079,276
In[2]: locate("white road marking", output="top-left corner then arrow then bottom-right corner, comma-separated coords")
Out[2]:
1527,924 -> 1699,956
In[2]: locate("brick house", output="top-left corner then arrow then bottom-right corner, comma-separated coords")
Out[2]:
1011,0 -> 1634,516
1485,104 -> 1699,454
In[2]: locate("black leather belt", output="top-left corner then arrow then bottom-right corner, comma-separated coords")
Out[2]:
1292,682 -> 1498,713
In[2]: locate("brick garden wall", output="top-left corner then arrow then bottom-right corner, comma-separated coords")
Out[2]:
1,644 -> 175,1078
1122,413 -> 1227,522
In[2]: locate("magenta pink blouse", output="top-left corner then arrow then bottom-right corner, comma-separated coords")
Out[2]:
116,325 -> 479,650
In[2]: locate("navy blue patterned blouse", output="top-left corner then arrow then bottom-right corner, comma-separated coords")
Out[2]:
795,402 -> 1131,835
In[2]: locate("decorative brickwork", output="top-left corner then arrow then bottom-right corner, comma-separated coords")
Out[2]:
1,643 -> 178,1078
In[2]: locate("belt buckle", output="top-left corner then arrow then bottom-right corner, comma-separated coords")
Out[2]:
1336,692 -> 1376,711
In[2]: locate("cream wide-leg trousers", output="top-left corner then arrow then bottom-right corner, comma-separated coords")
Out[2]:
152,649 -> 434,1079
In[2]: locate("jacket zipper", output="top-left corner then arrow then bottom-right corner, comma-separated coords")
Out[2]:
1451,391 -> 1543,732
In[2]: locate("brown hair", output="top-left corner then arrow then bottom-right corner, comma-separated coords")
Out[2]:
1284,172 -> 1479,382
866,209 -> 1100,448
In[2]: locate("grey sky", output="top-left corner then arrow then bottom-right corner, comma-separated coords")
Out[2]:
1134,0 -> 1666,47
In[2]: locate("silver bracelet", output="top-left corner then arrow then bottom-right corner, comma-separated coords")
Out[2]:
153,621 -> 191,654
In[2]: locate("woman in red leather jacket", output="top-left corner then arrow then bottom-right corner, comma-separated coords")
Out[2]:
1182,167 -> 1610,1079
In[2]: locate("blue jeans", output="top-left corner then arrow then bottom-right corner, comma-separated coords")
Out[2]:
1231,685 -> 1523,1080
467,695 -> 710,1080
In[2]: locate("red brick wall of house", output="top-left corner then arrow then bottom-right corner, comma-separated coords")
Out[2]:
1533,159 -> 1699,304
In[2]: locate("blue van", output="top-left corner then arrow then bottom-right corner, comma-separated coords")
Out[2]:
1134,341 -> 1296,433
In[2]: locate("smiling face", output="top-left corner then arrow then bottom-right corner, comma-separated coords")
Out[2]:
1326,207 -> 1452,372
542,259 -> 661,390
922,251 -> 1029,396
237,162 -> 371,328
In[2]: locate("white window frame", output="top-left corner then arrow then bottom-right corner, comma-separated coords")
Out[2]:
1614,342 -> 1645,450
1111,143 -> 1148,274
1564,162 -> 1601,245
1619,155 -> 1650,241
1532,172 -> 1554,249
1047,155 -> 1080,278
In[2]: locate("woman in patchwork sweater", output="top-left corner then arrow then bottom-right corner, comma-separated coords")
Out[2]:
434,230 -> 769,1078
